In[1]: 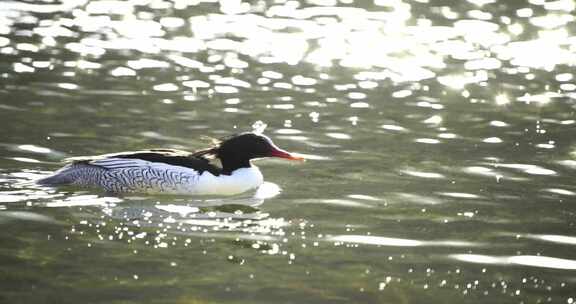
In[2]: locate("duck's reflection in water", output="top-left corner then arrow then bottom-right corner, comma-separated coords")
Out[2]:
97,182 -> 287,246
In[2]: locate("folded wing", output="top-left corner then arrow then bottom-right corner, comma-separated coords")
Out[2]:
68,149 -> 222,175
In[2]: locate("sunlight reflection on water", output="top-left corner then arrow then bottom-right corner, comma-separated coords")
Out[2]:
2,0 -> 574,101
329,234 -> 481,248
451,254 -> 576,270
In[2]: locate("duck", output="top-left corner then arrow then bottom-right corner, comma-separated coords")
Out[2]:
37,132 -> 304,195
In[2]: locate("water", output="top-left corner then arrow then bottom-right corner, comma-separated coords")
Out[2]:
1,0 -> 576,302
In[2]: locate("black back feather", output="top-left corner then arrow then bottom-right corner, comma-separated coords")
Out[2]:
69,149 -> 222,176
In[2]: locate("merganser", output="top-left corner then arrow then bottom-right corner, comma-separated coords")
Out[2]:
37,132 -> 304,195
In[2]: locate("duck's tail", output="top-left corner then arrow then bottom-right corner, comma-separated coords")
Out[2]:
37,174 -> 72,186
37,165 -> 76,186
37,163 -> 97,186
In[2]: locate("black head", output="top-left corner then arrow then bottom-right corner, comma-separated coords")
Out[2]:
216,133 -> 303,174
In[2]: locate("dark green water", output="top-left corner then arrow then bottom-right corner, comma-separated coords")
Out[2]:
1,0 -> 576,303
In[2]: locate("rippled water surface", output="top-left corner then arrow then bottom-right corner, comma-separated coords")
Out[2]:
1,0 -> 576,303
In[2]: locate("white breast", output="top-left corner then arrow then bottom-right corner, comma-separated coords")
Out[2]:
192,166 -> 264,195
